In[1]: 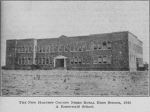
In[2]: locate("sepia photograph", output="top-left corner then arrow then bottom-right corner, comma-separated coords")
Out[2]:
1,1 -> 149,97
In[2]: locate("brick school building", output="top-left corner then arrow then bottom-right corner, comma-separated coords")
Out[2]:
5,31 -> 143,71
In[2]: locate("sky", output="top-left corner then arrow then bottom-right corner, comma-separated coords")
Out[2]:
1,1 -> 149,66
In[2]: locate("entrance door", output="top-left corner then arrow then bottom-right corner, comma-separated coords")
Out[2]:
56,59 -> 64,67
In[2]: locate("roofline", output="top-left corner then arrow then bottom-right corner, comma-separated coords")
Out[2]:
127,31 -> 143,43
6,31 -> 142,42
7,38 -> 35,41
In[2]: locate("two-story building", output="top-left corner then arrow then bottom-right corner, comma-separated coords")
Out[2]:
5,31 -> 143,71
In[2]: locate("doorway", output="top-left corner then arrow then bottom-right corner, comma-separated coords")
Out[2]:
54,55 -> 67,68
56,59 -> 64,67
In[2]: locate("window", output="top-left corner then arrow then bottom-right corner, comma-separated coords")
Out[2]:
48,46 -> 51,53
46,45 -> 49,53
107,42 -> 111,49
28,57 -> 31,65
74,57 -> 78,64
70,44 -> 74,52
43,45 -> 46,52
39,46 -> 42,52
107,56 -> 111,64
46,58 -> 49,64
93,56 -> 98,64
58,45 -> 62,52
70,57 -> 74,64
38,58 -> 42,65
74,43 -> 78,52
18,58 -> 21,64
49,57 -> 53,64
22,46 -> 25,52
37,46 -> 39,52
64,44 -> 68,52
61,45 -> 64,52
50,45 -> 54,52
82,57 -> 86,64
98,56 -> 102,63
54,45 -> 58,52
78,44 -> 82,51
25,46 -> 28,52
78,57 -> 82,64
86,43 -> 90,51
98,42 -> 102,49
22,57 -> 25,65
94,42 -> 98,50
103,55 -> 107,63
24,57 -> 27,65
103,41 -> 107,49
82,43 -> 86,51
58,45 -> 64,52
43,58 -> 45,64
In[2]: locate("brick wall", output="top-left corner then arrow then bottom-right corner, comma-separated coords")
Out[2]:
2,70 -> 148,96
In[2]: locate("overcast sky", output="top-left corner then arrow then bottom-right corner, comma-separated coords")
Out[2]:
1,1 -> 149,66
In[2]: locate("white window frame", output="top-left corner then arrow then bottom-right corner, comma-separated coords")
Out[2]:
93,56 -> 98,64
70,57 -> 74,64
98,55 -> 103,64
103,55 -> 107,63
78,56 -> 82,64
98,42 -> 102,50
107,41 -> 111,50
102,41 -> 107,49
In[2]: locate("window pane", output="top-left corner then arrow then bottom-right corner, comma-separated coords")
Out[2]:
78,57 -> 82,64
54,45 -> 58,52
74,57 -> 78,64
38,58 -> 42,64
43,58 -> 45,64
98,42 -> 102,49
58,45 -> 62,52
49,57 -> 53,64
98,56 -> 102,63
94,42 -> 98,50
93,56 -> 98,64
82,57 -> 86,64
43,46 -> 46,52
50,45 -> 54,52
26,46 -> 28,52
39,46 -> 42,52
22,58 -> 24,64
70,57 -> 74,64
107,42 -> 111,49
82,44 -> 86,51
18,47 -> 20,53
24,57 -> 27,65
64,45 -> 68,52
78,44 -> 82,51
46,46 -> 49,52
22,46 -> 25,52
28,57 -> 31,65
70,44 -> 74,51
86,43 -> 90,51
103,56 -> 107,63
107,56 -> 111,63
18,58 -> 20,64
103,42 -> 107,49
74,43 -> 78,51
46,58 -> 49,64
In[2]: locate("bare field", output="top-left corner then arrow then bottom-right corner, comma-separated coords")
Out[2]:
1,70 -> 149,96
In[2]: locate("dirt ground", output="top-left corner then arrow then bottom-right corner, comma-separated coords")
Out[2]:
1,70 -> 149,96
